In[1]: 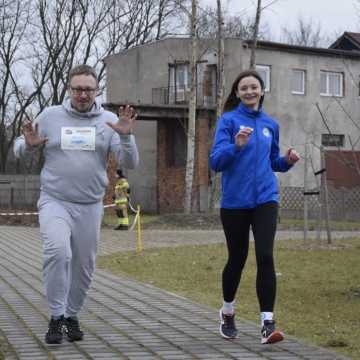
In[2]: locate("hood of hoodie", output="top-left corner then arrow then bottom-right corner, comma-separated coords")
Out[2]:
62,96 -> 104,119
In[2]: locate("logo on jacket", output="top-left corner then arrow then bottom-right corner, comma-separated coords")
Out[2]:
263,127 -> 270,137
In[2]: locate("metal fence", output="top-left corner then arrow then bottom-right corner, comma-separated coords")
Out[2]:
1,177 -> 359,221
280,186 -> 360,221
152,84 -> 216,107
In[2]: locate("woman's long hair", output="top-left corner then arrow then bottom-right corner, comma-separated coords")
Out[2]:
222,69 -> 265,113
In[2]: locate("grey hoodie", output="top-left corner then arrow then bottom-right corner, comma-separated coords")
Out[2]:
14,98 -> 139,203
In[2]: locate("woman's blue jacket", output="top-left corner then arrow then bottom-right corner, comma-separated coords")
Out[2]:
210,102 -> 292,209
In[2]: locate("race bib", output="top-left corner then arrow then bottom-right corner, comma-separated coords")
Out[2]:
61,127 -> 96,151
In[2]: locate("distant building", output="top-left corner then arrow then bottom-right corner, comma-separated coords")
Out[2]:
104,33 -> 360,214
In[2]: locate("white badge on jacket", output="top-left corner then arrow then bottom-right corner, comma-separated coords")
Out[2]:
61,127 -> 96,151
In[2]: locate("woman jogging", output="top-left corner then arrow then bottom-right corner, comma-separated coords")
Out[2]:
210,69 -> 299,344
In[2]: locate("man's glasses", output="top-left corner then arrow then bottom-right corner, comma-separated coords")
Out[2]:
70,87 -> 97,95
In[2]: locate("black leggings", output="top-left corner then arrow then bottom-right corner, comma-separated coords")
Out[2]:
220,202 -> 278,312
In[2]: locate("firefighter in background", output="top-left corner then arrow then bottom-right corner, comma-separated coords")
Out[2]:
114,169 -> 130,230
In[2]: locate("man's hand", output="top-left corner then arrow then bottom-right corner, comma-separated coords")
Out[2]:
22,121 -> 47,147
107,105 -> 137,135
285,148 -> 300,165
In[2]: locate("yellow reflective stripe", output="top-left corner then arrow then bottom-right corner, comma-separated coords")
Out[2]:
118,218 -> 129,225
115,199 -> 128,205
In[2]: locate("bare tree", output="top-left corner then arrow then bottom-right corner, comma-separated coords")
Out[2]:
30,0 -> 181,111
280,16 -> 330,47
0,0 -> 37,172
196,5 -> 269,40
1,0 -> 182,173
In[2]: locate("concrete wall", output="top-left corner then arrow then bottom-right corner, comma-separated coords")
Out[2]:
104,38 -> 217,105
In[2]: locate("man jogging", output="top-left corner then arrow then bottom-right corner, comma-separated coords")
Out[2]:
14,64 -> 139,344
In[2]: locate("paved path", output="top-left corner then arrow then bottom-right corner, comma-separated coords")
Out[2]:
0,226 -> 354,360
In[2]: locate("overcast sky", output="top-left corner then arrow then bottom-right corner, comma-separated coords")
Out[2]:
201,0 -> 359,42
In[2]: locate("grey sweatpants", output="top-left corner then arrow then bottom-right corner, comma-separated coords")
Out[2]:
38,192 -> 103,318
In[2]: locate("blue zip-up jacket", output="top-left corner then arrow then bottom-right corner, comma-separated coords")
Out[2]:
210,102 -> 292,209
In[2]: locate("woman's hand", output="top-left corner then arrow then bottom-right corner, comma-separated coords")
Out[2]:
235,127 -> 253,148
107,105 -> 137,135
285,148 -> 300,165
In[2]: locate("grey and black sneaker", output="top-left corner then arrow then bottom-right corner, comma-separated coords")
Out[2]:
64,317 -> 84,342
219,309 -> 238,339
261,320 -> 284,344
114,225 -> 129,230
45,316 -> 65,344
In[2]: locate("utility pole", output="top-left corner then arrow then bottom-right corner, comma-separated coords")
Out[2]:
320,145 -> 332,244
303,141 -> 308,243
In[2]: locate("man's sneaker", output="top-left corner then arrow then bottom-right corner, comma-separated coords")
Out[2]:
114,225 -> 128,230
261,320 -> 284,344
219,309 -> 238,339
45,316 -> 65,344
64,317 -> 84,342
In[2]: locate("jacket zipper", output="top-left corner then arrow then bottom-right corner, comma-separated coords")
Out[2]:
253,120 -> 258,206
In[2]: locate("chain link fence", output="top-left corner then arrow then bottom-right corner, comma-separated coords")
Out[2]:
1,176 -> 359,222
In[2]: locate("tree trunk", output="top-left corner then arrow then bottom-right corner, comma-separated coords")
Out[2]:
209,0 -> 225,212
184,0 -> 197,214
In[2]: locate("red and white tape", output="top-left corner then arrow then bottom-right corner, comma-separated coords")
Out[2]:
0,211 -> 39,216
0,203 -> 117,216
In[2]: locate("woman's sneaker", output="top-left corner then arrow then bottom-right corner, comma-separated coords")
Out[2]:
261,320 -> 284,344
219,309 -> 238,339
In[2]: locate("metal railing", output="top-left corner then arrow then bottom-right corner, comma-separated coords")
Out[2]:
152,84 -> 216,107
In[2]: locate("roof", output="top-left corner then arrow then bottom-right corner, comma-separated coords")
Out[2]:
104,35 -> 360,62
243,38 -> 360,59
329,32 -> 360,51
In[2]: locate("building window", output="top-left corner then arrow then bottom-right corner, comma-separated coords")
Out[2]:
169,62 -> 189,103
320,71 -> 343,97
321,134 -> 345,147
256,65 -> 270,92
291,69 -> 305,95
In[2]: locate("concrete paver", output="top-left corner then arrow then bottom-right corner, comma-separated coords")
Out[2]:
0,226 -> 354,359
